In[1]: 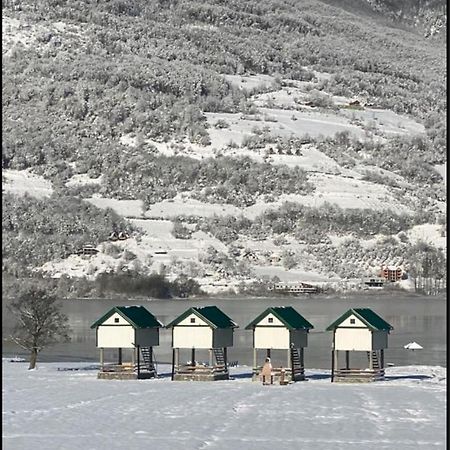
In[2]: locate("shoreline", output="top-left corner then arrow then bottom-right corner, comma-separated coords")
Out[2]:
56,290 -> 447,302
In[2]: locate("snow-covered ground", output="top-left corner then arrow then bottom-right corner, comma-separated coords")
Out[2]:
86,197 -> 145,217
65,173 -> 103,187
2,361 -> 446,450
2,169 -> 53,198
223,74 -> 276,91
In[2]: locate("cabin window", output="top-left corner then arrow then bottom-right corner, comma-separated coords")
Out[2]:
114,318 -> 120,323
268,317 -> 274,323
190,317 -> 196,323
350,318 -> 355,324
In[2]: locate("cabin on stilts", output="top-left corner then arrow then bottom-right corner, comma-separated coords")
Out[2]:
90,306 -> 163,380
245,306 -> 314,383
326,308 -> 393,383
166,306 -> 238,381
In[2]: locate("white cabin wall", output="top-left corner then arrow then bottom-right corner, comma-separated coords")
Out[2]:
97,325 -> 135,348
339,315 -> 366,327
258,314 -> 284,326
103,312 -> 129,325
173,326 -> 213,348
177,314 -> 209,326
334,328 -> 372,351
254,327 -> 290,349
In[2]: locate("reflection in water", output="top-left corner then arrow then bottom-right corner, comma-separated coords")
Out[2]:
2,294 -> 446,368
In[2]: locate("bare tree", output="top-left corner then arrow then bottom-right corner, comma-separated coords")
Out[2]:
8,285 -> 71,370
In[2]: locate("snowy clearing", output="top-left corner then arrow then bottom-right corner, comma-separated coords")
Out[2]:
65,173 -> 103,187
2,361 -> 445,450
144,196 -> 242,219
86,197 -> 145,217
251,266 -> 338,283
223,74 -> 276,91
2,169 -> 53,198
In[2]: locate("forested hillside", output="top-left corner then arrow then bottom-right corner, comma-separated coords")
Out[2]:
2,0 -> 446,296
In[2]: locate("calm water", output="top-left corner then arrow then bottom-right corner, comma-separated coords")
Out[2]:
2,293 -> 446,369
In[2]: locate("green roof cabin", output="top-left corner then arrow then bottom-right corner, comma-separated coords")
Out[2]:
166,306 -> 238,381
90,306 -> 163,380
326,308 -> 393,383
245,307 -> 314,382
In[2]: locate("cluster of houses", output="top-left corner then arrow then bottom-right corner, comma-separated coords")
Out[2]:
91,305 -> 393,384
73,231 -> 130,257
364,265 -> 406,289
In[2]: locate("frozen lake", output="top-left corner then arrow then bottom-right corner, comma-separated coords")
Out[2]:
2,293 -> 446,369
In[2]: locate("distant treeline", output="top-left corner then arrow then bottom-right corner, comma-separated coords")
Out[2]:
95,272 -> 204,298
2,272 -> 204,300
198,201 -> 435,243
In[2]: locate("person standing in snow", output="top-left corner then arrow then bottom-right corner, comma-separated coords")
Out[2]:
261,357 -> 273,385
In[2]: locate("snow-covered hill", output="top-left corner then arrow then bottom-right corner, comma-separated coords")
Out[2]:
2,2 -> 445,295
2,71 -> 445,294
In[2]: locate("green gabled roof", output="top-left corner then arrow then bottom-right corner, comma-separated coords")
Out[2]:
325,308 -> 393,332
166,306 -> 238,329
90,306 -> 163,329
245,307 -> 314,330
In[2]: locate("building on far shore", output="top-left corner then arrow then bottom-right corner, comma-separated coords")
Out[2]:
363,278 -> 385,289
270,282 -> 319,295
75,244 -> 99,257
379,265 -> 405,282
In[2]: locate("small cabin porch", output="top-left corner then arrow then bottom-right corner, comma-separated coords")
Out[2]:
97,346 -> 157,380
331,350 -> 385,383
251,347 -> 305,383
172,347 -> 229,381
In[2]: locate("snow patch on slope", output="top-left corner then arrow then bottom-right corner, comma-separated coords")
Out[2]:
2,169 -> 53,198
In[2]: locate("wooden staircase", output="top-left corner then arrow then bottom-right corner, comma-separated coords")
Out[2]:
138,347 -> 156,377
290,346 -> 305,381
213,348 -> 227,369
367,351 -> 380,370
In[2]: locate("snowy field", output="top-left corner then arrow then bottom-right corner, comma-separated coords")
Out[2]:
2,361 -> 446,450
2,169 -> 53,199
